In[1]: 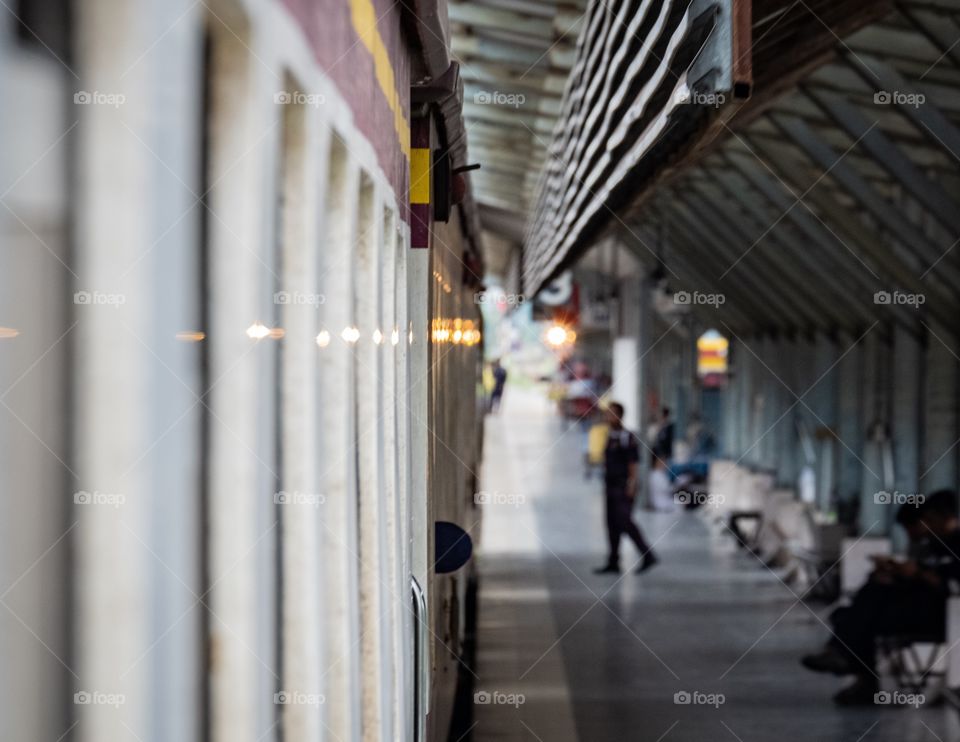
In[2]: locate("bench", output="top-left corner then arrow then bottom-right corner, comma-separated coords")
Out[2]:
702,460 -> 773,540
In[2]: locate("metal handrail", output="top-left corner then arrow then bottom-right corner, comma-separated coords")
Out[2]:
411,576 -> 429,742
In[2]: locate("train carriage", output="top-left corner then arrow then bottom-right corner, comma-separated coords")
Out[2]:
0,1 -> 483,740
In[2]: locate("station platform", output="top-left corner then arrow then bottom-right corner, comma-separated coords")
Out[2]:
472,387 -> 960,742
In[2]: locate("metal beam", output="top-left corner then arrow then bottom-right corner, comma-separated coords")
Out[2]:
701,160 -> 859,323
664,194 -> 803,330
899,5 -> 960,71
466,123 -> 547,145
773,112 -> 960,285
719,152 -> 881,329
843,52 -> 960,164
448,3 -> 556,39
683,179 -> 838,329
474,192 -> 528,212
712,163 -> 926,340
806,89 -> 960,235
618,223 -> 760,332
452,35 -> 552,67
462,103 -> 555,131
463,81 -> 559,106
746,124 -> 960,328
471,159 -> 538,177
460,66 -> 564,99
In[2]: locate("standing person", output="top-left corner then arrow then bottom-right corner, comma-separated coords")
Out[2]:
490,359 -> 508,413
594,402 -> 659,575
652,406 -> 675,462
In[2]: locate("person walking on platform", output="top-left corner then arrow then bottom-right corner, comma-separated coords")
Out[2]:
594,402 -> 659,575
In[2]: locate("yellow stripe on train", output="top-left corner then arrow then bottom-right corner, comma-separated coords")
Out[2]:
410,148 -> 431,204
349,0 -> 411,160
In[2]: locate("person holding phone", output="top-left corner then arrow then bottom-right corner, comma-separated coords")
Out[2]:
801,490 -> 960,705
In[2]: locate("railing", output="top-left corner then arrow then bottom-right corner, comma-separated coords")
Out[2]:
411,576 -> 430,742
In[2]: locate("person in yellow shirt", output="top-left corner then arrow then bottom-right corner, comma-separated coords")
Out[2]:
585,416 -> 609,480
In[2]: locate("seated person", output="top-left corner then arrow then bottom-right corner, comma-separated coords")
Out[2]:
800,490 -> 960,705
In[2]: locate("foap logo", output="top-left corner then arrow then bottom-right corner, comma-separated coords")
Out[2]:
874,290 -> 925,308
674,291 -> 725,307
474,291 -> 525,306
74,490 -> 125,508
274,290 -> 326,308
274,491 -> 326,507
473,90 -> 526,108
674,88 -> 725,108
74,690 -> 126,709
874,91 -> 925,109
274,690 -> 325,706
675,490 -> 725,509
74,290 -> 126,308
474,690 -> 525,708
875,690 -> 924,708
474,491 -> 525,508
673,690 -> 725,708
274,91 -> 325,107
874,490 -> 925,507
74,91 -> 126,108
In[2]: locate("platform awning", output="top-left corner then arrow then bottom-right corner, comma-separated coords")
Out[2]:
521,0 -> 911,302
523,0 -> 754,293
612,0 -> 960,337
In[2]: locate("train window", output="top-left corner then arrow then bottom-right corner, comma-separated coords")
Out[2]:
200,14 -> 281,742
317,133 -> 362,740
354,172 -> 389,741
275,71 -> 325,741
379,207 -> 404,736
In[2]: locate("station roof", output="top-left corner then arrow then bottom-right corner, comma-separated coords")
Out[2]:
519,0 -> 960,337
449,0 -> 587,266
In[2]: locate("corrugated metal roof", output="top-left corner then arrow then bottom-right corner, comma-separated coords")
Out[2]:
450,0 -> 587,220
621,0 -> 960,336
522,0 -> 748,293
518,0 -> 960,340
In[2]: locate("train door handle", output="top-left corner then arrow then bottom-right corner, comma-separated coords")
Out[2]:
412,576 -> 429,742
